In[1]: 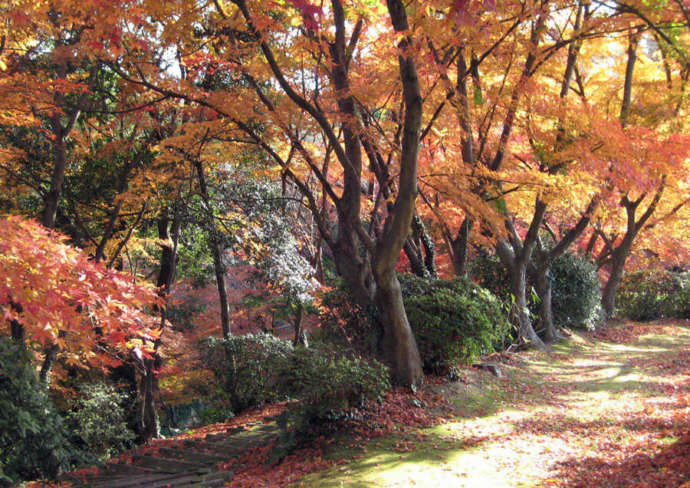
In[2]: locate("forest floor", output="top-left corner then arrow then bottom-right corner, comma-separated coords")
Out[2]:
49,319 -> 690,488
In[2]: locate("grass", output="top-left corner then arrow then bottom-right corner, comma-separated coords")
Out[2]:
294,320 -> 690,488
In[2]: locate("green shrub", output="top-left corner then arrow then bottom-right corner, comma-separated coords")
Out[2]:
200,333 -> 294,412
550,252 -> 602,330
0,339 -> 76,486
617,269 -> 690,321
279,345 -> 391,424
67,383 -> 135,462
471,251 -> 602,331
399,274 -> 511,373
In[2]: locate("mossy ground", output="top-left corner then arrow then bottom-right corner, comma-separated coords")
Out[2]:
295,320 -> 690,488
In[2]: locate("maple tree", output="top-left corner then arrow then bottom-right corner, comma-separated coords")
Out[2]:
0,215 -> 160,378
3,3 -> 690,482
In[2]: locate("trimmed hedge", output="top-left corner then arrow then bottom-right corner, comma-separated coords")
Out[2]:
399,274 -> 511,373
617,269 -> 690,321
550,252 -> 602,330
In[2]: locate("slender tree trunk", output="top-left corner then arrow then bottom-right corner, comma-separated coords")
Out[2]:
451,217 -> 472,277
403,238 -> 427,277
293,302 -> 308,347
194,159 -> 231,338
138,212 -> 181,442
9,302 -> 25,344
42,137 -> 67,229
412,215 -> 437,278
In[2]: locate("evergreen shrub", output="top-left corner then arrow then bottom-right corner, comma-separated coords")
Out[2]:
201,333 -> 293,412
550,252 -> 602,330
617,269 -> 690,321
0,339 -> 75,486
399,274 -> 511,373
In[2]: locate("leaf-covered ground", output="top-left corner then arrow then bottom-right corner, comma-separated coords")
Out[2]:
43,320 -> 690,488
284,320 -> 690,488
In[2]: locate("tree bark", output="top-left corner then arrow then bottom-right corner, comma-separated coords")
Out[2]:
368,0 -> 425,387
138,211 -> 181,442
451,217 -> 473,277
534,266 -> 563,343
193,159 -> 231,338
293,302 -> 308,347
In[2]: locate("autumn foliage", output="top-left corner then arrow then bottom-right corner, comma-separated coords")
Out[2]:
0,216 -> 160,370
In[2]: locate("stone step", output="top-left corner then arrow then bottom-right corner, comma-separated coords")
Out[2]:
158,447 -> 229,464
181,439 -> 247,456
131,455 -> 210,473
94,471 -> 204,488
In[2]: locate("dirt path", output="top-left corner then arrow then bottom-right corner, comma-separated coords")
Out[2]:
298,320 -> 690,488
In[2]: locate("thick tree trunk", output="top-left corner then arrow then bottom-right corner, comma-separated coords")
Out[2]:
139,357 -> 159,442
333,231 -> 374,303
374,268 -> 423,386
534,266 -> 563,343
601,247 -> 629,318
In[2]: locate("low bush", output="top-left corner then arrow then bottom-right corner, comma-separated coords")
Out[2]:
399,274 -> 511,373
279,345 -> 391,424
617,269 -> 690,321
0,339 -> 76,486
200,333 -> 294,412
67,383 -> 135,462
550,252 -> 602,330
471,251 -> 602,331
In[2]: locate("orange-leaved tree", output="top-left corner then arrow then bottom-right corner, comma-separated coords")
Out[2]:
0,215 -> 160,382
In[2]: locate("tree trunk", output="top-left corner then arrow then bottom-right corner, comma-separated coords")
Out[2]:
374,268 -> 423,386
403,237 -> 427,277
293,302 -> 308,347
42,137 -> 67,229
510,260 -> 545,349
138,212 -> 181,442
193,159 -> 231,338
534,266 -> 563,343
139,357 -> 159,442
412,214 -> 437,278
364,0 -> 425,387
451,217 -> 472,277
601,247 -> 629,318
